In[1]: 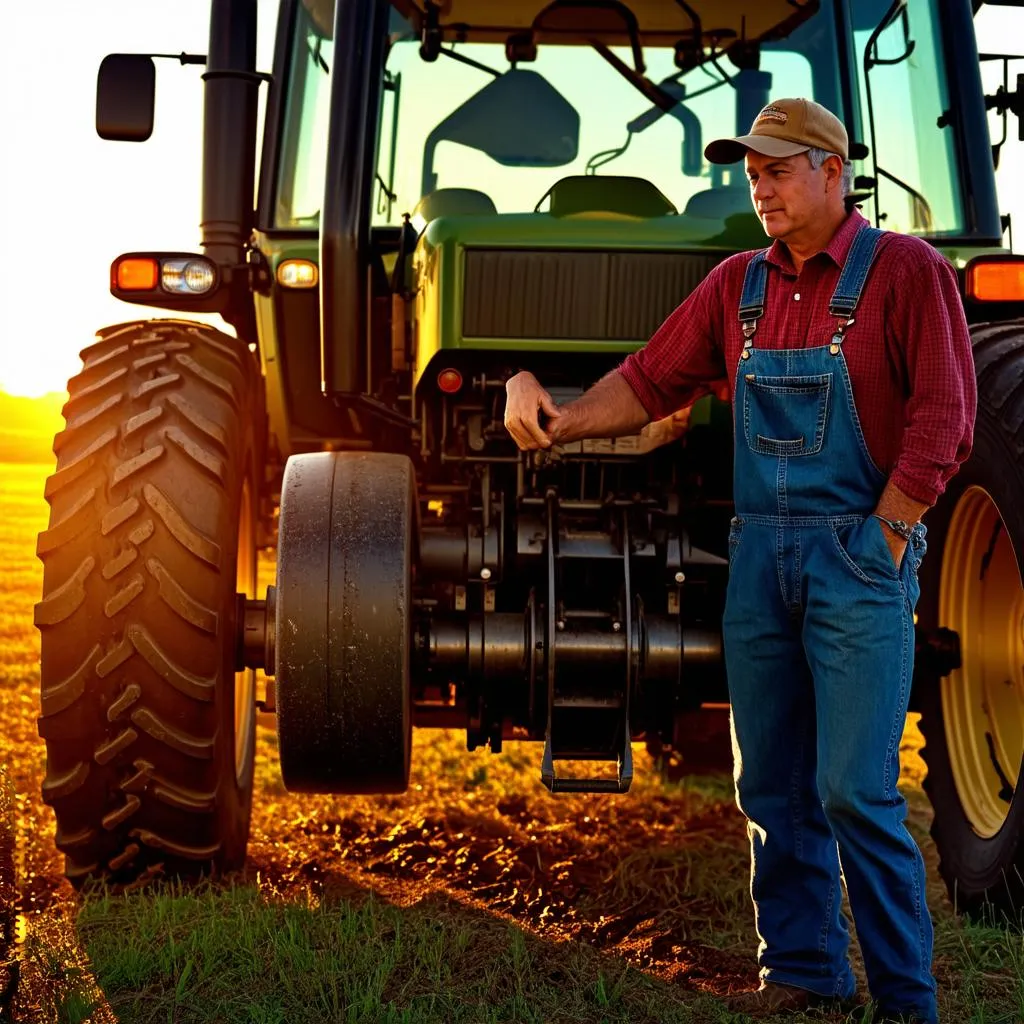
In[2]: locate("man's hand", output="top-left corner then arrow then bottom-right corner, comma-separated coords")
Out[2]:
877,520 -> 908,569
504,371 -> 562,450
505,368 -> 651,450
873,480 -> 929,572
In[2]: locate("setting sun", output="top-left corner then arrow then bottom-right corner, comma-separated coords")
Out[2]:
0,0 -> 278,400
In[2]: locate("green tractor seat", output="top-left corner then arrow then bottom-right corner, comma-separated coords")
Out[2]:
412,187 -> 498,227
683,186 -> 753,220
540,175 -> 677,219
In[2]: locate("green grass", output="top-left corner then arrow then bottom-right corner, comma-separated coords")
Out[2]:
30,870 -> 1018,1024
70,883 -> 747,1024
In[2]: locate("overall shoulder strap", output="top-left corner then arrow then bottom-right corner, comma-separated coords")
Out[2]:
738,250 -> 771,323
737,250 -> 771,358
829,226 -> 885,317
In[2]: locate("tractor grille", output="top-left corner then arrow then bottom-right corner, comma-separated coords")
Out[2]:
462,249 -> 725,341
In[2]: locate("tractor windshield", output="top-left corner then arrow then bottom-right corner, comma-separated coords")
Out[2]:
276,0 -> 967,239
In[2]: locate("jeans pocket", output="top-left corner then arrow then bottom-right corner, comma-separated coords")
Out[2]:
866,515 -> 903,579
830,518 -> 901,588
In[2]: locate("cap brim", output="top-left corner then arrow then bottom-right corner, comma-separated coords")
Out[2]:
704,134 -> 811,165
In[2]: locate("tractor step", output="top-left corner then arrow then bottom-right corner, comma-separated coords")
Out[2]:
540,726 -> 634,794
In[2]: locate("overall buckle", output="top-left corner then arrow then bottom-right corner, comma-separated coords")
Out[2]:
829,316 -> 856,355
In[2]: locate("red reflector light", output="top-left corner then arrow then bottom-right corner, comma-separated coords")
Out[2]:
115,257 -> 159,291
966,259 -> 1024,302
437,368 -> 463,394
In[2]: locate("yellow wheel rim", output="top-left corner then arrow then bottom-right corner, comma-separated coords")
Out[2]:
234,477 -> 257,785
940,485 -> 1024,839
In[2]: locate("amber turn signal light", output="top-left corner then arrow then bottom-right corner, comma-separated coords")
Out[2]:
966,258 -> 1024,302
277,259 -> 319,289
115,257 -> 159,291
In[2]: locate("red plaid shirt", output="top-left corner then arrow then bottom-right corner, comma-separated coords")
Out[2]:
618,210 -> 976,505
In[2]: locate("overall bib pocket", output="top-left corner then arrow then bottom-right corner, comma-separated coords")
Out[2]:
742,374 -> 832,457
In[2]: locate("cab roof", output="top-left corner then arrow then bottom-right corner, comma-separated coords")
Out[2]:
391,0 -> 818,46
303,0 -> 819,48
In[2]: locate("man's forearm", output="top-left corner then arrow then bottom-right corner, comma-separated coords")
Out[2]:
873,479 -> 930,567
875,479 -> 930,527
549,371 -> 650,445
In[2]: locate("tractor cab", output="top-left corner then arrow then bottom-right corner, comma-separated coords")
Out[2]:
284,0 -> 977,238
264,0 -> 1002,416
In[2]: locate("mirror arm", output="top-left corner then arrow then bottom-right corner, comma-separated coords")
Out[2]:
151,52 -> 208,66
437,46 -> 502,78
590,40 -> 679,114
203,69 -> 273,85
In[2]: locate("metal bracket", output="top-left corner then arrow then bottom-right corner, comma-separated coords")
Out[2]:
540,497 -> 635,794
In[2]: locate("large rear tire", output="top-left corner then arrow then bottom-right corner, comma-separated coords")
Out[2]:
276,452 -> 414,794
35,320 -> 263,885
917,320 -> 1024,918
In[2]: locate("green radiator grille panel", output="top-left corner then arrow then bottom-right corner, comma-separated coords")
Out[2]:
462,249 -> 725,340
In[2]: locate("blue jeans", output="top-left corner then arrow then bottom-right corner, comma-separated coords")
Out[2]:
723,514 -> 936,1023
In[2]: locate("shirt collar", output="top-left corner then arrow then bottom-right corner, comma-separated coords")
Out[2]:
764,209 -> 869,275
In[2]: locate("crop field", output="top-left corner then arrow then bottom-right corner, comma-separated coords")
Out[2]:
2,458 -> 1023,1023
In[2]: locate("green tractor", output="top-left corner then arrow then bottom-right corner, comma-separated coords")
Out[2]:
35,0 -> 1024,917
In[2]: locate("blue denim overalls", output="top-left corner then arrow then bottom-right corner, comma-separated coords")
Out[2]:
723,225 -> 935,1022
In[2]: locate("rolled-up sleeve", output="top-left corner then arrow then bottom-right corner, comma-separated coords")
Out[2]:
618,264 -> 729,421
889,252 -> 976,505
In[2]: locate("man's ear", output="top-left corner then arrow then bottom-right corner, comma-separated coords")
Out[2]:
824,155 -> 844,193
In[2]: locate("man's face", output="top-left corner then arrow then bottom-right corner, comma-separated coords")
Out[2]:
744,150 -> 831,241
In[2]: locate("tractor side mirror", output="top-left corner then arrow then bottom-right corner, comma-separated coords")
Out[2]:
96,54 -> 156,142
421,69 -> 580,197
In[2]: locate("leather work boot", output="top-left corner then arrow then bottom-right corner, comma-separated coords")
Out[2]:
724,981 -> 862,1017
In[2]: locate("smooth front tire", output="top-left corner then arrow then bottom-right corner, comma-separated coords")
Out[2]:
276,451 -> 415,794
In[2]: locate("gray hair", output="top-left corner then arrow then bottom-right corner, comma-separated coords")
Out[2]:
807,147 -> 853,197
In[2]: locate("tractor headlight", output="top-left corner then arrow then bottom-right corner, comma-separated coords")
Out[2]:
161,258 -> 217,295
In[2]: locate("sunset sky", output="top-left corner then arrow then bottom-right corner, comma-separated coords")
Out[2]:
1,2 -> 1021,399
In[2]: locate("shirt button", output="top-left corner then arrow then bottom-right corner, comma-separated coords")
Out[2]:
794,292 -> 801,301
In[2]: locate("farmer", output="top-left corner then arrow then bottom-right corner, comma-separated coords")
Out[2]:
504,98 -> 975,1024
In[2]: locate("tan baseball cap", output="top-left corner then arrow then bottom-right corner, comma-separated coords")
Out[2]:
705,98 -> 848,164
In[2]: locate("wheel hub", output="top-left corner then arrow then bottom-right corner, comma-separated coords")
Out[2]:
940,485 -> 1024,838
234,478 -> 257,786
